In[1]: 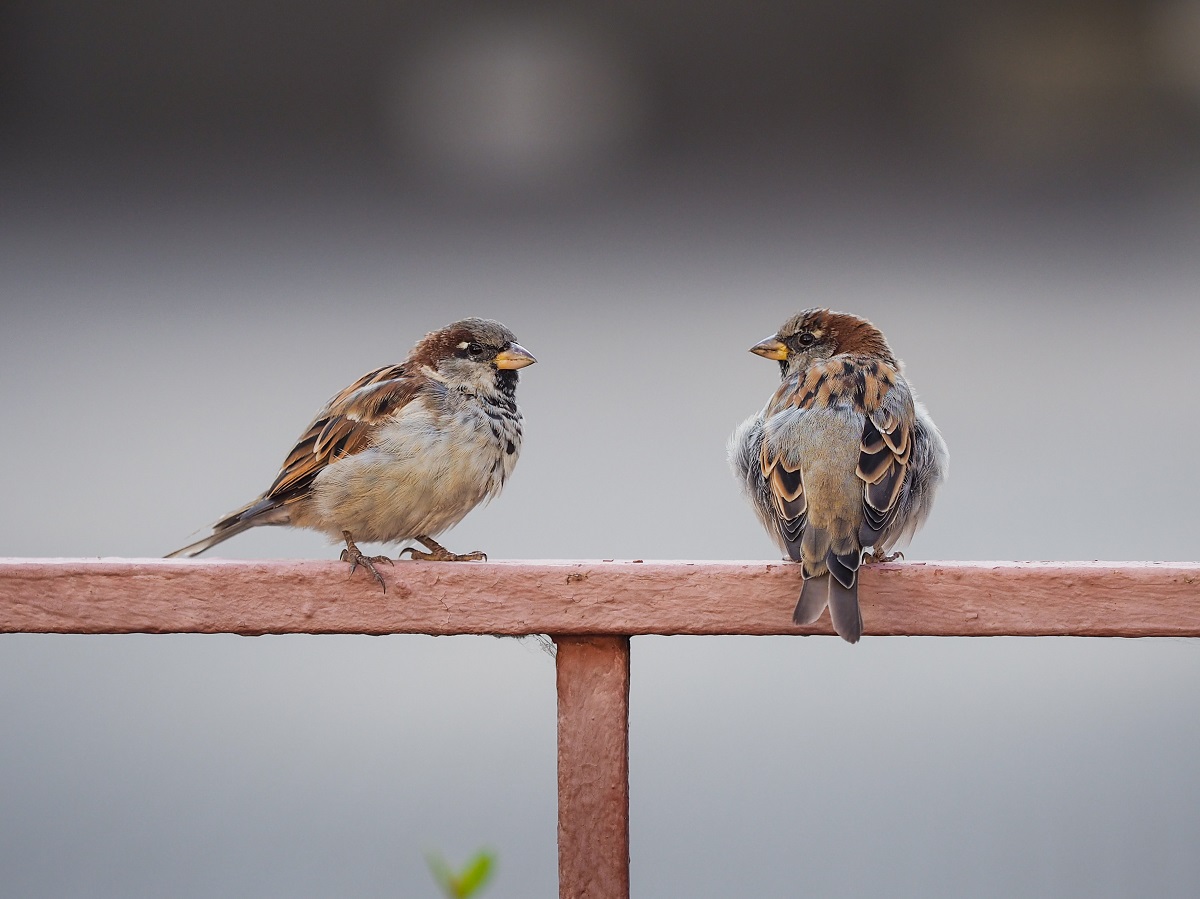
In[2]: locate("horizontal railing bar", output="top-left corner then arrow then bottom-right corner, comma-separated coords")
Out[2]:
1,559 -> 1197,637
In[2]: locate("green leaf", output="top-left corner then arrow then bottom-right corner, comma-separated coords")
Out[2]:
457,851 -> 495,896
426,848 -> 496,898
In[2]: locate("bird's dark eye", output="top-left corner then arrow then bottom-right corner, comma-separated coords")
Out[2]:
467,342 -> 484,356
798,332 -> 815,346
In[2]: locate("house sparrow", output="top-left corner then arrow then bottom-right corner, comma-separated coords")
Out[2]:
167,318 -> 536,588
729,309 -> 948,643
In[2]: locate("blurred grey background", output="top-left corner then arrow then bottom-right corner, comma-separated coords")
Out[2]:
2,0 -> 1200,896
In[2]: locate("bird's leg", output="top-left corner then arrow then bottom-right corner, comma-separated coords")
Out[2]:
862,549 -> 904,564
399,535 -> 487,562
339,530 -> 393,590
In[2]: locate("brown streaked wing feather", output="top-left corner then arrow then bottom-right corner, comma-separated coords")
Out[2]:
853,364 -> 913,542
759,439 -> 807,558
856,416 -> 892,484
878,412 -> 911,461
265,363 -> 421,502
770,463 -> 805,503
865,458 -> 904,513
761,439 -> 807,521
771,469 -> 807,521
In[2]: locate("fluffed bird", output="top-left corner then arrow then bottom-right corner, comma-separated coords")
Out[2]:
167,318 -> 536,587
729,309 -> 947,642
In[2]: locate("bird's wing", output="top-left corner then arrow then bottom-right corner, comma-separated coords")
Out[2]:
265,363 -> 425,503
758,434 -> 807,562
854,367 -> 914,547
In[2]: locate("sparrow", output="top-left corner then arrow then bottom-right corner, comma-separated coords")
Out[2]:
167,318 -> 536,588
729,309 -> 948,643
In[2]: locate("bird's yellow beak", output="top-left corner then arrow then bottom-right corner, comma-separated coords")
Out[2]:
750,336 -> 788,361
494,343 -> 537,369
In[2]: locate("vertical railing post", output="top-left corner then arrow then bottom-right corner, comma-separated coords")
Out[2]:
554,636 -> 631,899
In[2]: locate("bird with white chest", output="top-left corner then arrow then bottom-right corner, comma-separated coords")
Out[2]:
168,318 -> 536,588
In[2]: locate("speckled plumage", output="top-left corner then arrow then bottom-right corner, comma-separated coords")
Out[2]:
729,309 -> 948,643
167,318 -> 535,576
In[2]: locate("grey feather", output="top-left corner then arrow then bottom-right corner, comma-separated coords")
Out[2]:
794,569 -> 863,643
793,574 -> 830,625
827,576 -> 863,644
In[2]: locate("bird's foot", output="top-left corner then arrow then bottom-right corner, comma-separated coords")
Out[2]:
340,530 -> 393,590
863,549 -> 904,564
399,535 -> 488,562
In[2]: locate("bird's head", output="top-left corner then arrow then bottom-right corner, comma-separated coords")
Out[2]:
412,318 -> 536,397
749,308 -> 897,378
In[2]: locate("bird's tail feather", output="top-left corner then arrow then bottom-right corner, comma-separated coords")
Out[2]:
793,574 -> 830,625
165,497 -> 287,558
827,577 -> 862,644
793,572 -> 863,644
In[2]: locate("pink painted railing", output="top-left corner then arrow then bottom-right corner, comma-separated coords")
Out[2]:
3,559 -> 1199,898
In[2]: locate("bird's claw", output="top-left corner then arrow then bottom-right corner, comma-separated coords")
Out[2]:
400,548 -> 488,562
399,536 -> 488,562
863,549 -> 904,564
340,531 -> 392,591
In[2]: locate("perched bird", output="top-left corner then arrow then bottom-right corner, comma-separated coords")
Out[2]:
729,309 -> 947,642
167,318 -> 536,587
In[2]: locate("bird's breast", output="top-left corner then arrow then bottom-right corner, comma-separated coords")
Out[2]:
309,396 -> 523,543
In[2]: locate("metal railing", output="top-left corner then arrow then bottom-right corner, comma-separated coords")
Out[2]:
3,558 -> 1198,898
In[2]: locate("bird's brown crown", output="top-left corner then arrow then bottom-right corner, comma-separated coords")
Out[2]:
779,309 -> 897,365
409,318 -> 518,367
